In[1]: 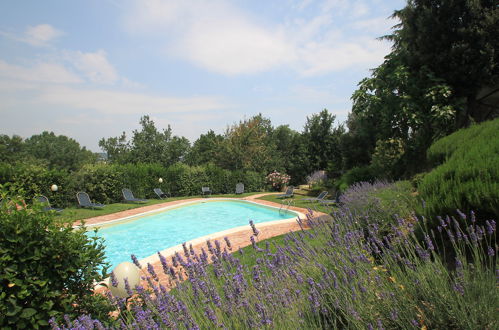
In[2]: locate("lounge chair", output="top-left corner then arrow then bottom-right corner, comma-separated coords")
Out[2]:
34,195 -> 63,212
154,188 -> 170,199
303,191 -> 328,203
201,186 -> 212,197
277,186 -> 294,198
235,183 -> 244,194
76,192 -> 105,209
319,191 -> 341,206
122,188 -> 148,203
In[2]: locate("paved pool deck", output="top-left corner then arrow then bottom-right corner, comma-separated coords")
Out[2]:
81,193 -> 329,289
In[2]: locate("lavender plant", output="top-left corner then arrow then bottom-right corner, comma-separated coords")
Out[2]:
53,209 -> 497,329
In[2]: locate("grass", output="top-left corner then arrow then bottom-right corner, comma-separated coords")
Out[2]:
58,192 -> 271,223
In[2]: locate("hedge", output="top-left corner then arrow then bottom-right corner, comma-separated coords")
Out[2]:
0,162 -> 266,207
418,118 -> 499,222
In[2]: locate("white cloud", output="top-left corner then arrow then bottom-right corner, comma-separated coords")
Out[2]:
124,0 -> 393,76
25,24 -> 64,46
297,37 -> 392,75
64,50 -> 119,84
0,24 -> 64,47
36,85 -> 225,115
0,59 -> 82,84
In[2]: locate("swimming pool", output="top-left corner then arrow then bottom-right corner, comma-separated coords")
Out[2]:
87,199 -> 298,270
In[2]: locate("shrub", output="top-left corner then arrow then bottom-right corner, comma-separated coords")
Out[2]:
419,118 -> 499,222
119,163 -> 166,199
0,190 -> 113,328
339,181 -> 419,235
69,164 -> 125,204
335,165 -> 377,192
266,171 -> 291,191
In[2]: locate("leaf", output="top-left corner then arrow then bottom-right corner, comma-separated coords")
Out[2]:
20,308 -> 37,319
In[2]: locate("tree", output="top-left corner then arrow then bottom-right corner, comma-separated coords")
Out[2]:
217,114 -> 282,173
0,134 -> 25,163
23,132 -> 96,171
98,132 -> 130,164
185,130 -> 224,166
271,125 -> 309,185
302,109 -> 345,176
391,0 -> 499,126
347,0 -> 498,177
99,116 -> 190,166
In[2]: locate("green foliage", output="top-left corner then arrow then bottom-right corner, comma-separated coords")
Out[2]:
419,119 -> 499,220
0,135 -> 25,163
335,165 -> 377,192
302,109 -> 345,176
99,115 -> 190,166
185,130 -> 224,166
69,163 -> 125,204
348,0 -> 498,177
0,132 -> 96,172
393,0 -> 499,125
370,138 -> 406,178
340,181 -> 419,235
24,131 -> 97,171
0,191 -> 113,328
217,114 -> 283,173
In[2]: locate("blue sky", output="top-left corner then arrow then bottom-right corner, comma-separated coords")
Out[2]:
0,0 -> 405,151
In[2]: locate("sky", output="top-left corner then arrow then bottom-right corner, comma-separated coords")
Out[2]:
0,0 -> 405,152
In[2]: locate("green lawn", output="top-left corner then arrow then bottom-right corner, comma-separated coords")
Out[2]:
59,192 -> 271,223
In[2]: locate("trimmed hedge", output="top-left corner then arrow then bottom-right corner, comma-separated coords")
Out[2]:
0,162 -> 266,206
419,118 -> 499,221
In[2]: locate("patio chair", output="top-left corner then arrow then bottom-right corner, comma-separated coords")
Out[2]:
76,192 -> 105,209
277,186 -> 294,198
154,188 -> 170,199
122,188 -> 148,203
201,186 -> 212,197
303,191 -> 328,203
235,183 -> 245,194
34,195 -> 63,212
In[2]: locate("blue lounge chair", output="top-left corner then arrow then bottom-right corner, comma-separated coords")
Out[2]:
202,186 -> 212,197
122,188 -> 148,203
154,188 -> 170,199
235,183 -> 244,194
34,195 -> 63,212
76,192 -> 105,209
303,191 -> 328,203
277,186 -> 294,198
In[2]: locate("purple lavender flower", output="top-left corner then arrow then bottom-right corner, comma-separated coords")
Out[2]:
131,254 -> 142,269
224,236 -> 232,250
158,251 -> 169,275
147,263 -> 158,281
110,271 -> 118,287
249,220 -> 260,236
486,220 -> 496,235
124,277 -> 133,296
487,246 -> 495,256
171,255 -> 178,268
424,234 -> 434,251
204,307 -> 218,325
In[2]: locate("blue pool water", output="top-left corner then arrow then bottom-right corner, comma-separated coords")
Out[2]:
88,200 -> 296,270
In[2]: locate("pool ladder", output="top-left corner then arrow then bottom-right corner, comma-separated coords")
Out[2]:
279,199 -> 294,214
